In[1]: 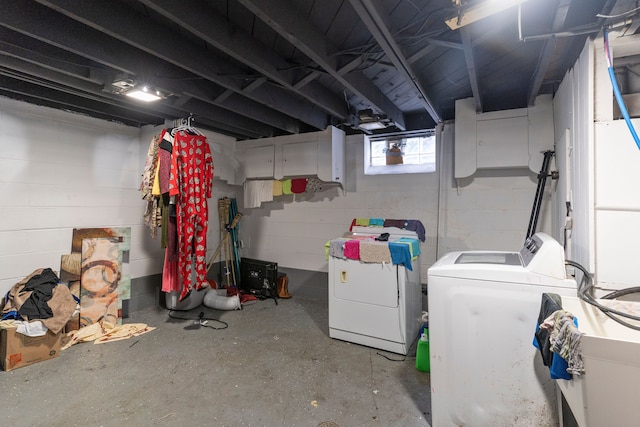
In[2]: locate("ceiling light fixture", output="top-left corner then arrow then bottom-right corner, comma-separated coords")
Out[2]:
359,121 -> 388,131
110,78 -> 165,102
445,0 -> 528,30
125,86 -> 163,102
357,109 -> 392,132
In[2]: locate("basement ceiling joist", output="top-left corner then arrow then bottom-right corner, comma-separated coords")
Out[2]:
0,0 -> 636,140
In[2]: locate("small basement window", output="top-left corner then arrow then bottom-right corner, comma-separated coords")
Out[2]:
364,129 -> 436,175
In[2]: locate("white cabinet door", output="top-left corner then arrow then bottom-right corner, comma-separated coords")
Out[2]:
245,145 -> 275,178
282,141 -> 318,176
476,116 -> 528,169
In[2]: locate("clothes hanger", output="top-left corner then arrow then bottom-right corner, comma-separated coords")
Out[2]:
170,116 -> 203,136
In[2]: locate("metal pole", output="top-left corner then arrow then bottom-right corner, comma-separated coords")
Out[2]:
526,150 -> 554,241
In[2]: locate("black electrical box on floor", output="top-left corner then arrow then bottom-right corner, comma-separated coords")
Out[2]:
240,258 -> 278,298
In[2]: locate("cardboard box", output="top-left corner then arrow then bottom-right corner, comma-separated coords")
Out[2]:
1,326 -> 62,371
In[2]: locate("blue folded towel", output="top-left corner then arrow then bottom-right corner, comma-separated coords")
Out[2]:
397,237 -> 421,257
388,242 -> 413,271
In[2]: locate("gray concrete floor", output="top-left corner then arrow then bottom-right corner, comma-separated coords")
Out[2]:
0,271 -> 431,427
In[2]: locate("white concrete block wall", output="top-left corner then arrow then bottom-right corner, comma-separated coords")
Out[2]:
239,124 -> 546,285
437,122 -> 551,258
0,96 -> 144,297
240,133 -> 440,284
0,98 -> 241,299
0,94 -> 552,297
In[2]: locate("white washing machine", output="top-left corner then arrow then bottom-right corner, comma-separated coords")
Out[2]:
427,232 -> 577,427
328,226 -> 423,355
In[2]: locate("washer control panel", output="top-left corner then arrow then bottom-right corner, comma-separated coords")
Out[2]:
519,233 -> 567,279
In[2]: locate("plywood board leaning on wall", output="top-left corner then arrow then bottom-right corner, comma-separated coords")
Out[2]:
80,237 -> 120,327
72,227 -> 131,323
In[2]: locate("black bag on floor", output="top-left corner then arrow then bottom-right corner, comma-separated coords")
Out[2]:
240,258 -> 278,299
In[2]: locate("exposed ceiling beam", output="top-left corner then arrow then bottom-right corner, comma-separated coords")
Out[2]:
460,28 -> 482,112
0,89 -> 147,127
0,73 -> 160,125
239,0 -> 406,130
0,78 -> 253,140
425,38 -> 463,50
527,0 -> 571,106
181,81 -> 300,134
29,0 -> 328,131
139,0 -> 349,120
0,58 -> 269,138
0,32 -> 103,84
337,56 -> 367,76
0,55 -> 104,97
179,98 -> 268,139
0,5 -> 135,75
348,0 -> 440,123
407,44 -> 437,65
0,0 -> 302,134
293,70 -> 322,89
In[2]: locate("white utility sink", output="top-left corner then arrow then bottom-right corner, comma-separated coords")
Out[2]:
557,296 -> 640,427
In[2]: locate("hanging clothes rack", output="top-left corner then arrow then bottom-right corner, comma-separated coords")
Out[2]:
170,114 -> 203,135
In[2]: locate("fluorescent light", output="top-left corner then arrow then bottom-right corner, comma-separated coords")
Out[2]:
357,108 -> 391,131
445,0 -> 527,30
359,121 -> 388,131
125,86 -> 163,102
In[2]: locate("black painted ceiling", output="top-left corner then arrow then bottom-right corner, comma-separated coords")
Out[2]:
0,0 -> 636,140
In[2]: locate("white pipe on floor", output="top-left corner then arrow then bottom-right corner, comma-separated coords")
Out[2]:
203,289 -> 241,310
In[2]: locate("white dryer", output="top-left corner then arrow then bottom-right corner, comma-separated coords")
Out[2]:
328,226 -> 422,355
427,232 -> 577,427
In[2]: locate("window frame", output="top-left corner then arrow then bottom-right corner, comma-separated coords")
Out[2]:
363,129 -> 436,175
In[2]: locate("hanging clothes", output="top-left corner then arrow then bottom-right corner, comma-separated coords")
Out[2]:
169,130 -> 214,301
158,131 -> 175,252
141,132 -> 162,238
243,180 -> 273,208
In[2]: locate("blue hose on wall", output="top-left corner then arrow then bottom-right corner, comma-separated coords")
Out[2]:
605,29 -> 640,151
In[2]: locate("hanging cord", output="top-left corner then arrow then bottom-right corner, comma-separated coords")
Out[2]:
603,29 -> 640,151
567,259 -> 640,331
168,310 -> 229,330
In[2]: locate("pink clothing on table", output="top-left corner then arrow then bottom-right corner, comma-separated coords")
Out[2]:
344,240 -> 361,260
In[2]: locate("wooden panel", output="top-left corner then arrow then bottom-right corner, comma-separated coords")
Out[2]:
73,227 -> 131,325
80,237 -> 120,327
71,227 -> 131,253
